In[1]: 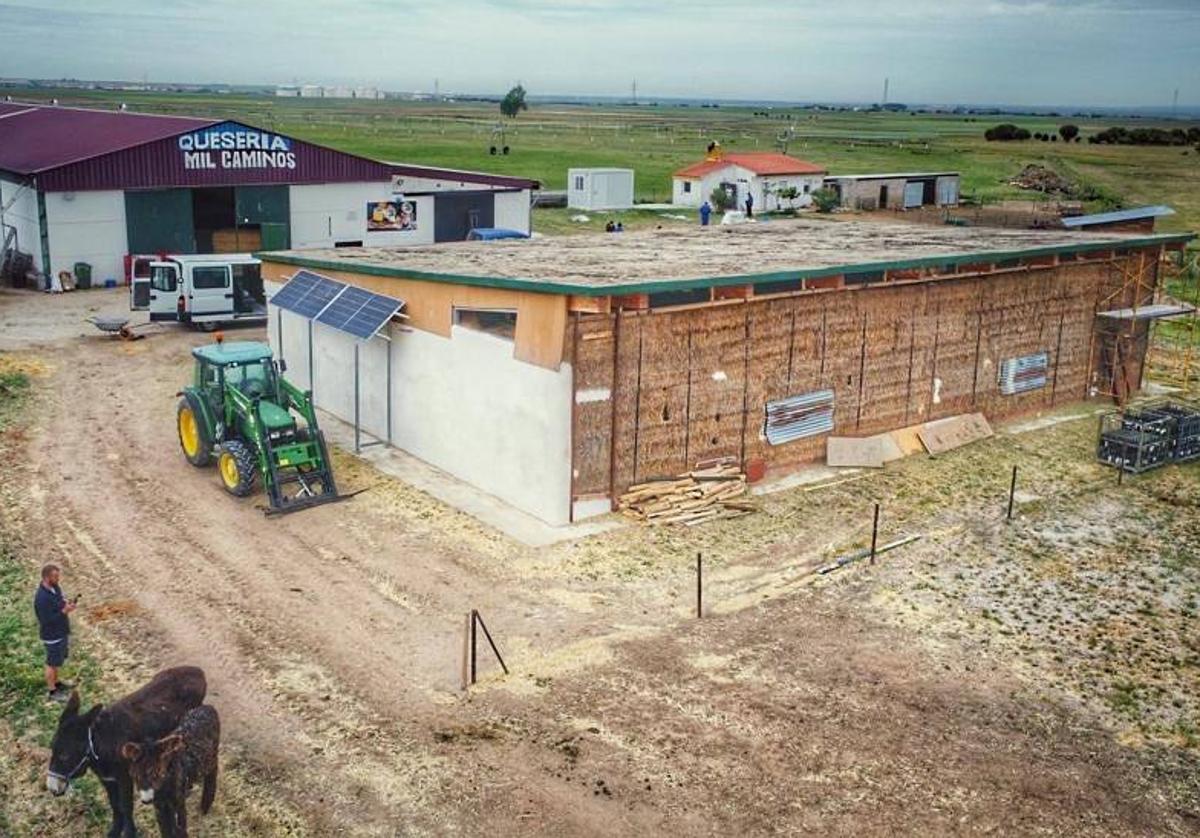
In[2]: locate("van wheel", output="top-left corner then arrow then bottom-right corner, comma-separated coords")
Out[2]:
198,322 -> 218,333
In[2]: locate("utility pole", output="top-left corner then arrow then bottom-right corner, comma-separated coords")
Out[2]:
434,78 -> 440,100
1172,87 -> 1179,119
632,79 -> 638,105
883,77 -> 889,106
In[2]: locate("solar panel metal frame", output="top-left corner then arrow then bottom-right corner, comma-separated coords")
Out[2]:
269,270 -> 347,319
314,284 -> 404,341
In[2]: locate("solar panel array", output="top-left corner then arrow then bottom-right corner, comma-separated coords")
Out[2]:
271,270 -> 404,341
315,285 -> 404,341
269,270 -> 346,319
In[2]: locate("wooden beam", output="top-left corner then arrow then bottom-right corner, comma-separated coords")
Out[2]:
613,293 -> 649,311
568,294 -> 611,314
712,284 -> 752,301
804,275 -> 842,291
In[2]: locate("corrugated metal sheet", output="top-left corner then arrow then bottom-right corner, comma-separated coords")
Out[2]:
0,103 -> 214,176
765,390 -> 835,445
903,181 -> 924,209
1061,205 -> 1175,228
998,352 -> 1048,395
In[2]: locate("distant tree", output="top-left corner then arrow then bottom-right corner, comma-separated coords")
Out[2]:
984,123 -> 1031,141
1059,124 -> 1079,142
500,85 -> 528,119
810,187 -> 840,213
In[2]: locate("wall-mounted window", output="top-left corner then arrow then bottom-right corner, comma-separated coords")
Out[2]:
574,176 -> 585,190
454,307 -> 517,341
683,181 -> 692,194
192,266 -> 230,290
765,390 -> 835,445
803,183 -> 811,194
998,352 -> 1048,395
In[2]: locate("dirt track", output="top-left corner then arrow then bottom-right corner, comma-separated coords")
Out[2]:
2,287 -> 1198,835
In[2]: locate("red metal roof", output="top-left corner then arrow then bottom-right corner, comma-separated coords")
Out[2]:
674,152 -> 827,179
0,103 -> 215,176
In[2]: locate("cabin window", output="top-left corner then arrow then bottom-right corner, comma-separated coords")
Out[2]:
574,176 -> 585,190
683,181 -> 692,194
192,266 -> 229,290
454,307 -> 517,342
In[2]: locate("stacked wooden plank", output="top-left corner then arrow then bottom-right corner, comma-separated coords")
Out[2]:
617,461 -> 754,526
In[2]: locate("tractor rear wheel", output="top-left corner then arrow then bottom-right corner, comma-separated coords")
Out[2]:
217,440 -> 257,497
177,399 -> 212,467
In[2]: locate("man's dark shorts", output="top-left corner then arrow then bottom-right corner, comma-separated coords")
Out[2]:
44,637 -> 68,668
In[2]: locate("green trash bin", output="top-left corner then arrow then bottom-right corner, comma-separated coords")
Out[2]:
74,262 -> 92,290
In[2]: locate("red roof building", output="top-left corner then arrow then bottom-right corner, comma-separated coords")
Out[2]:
671,151 -> 828,213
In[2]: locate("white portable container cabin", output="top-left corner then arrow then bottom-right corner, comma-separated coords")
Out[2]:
567,168 -> 635,211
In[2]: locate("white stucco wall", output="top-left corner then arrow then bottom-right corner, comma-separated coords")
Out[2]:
493,189 -> 532,234
288,182 -> 434,249
267,287 -> 573,525
0,175 -> 42,272
674,166 -> 824,212
43,189 -> 128,284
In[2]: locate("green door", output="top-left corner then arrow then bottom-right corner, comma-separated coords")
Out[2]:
259,223 -> 289,251
125,189 -> 196,254
236,185 -> 290,249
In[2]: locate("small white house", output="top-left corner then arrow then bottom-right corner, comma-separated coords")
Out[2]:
672,152 -> 827,212
568,168 -> 635,211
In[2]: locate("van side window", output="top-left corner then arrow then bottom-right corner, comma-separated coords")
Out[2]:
150,266 -> 177,292
193,267 -> 230,290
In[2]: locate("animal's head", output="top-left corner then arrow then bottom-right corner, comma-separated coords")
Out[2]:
121,734 -> 184,804
47,692 -> 102,795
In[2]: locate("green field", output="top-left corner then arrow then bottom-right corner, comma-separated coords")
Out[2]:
7,88 -> 1200,235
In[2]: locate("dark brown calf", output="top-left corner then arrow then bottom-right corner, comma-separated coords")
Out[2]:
122,704 -> 220,838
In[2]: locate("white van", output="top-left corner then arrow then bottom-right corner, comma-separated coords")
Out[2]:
130,254 -> 266,327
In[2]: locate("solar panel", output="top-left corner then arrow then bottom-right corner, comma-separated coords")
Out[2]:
315,285 -> 404,340
270,270 -> 346,319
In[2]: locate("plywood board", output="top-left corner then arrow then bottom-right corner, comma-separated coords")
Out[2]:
918,412 -> 993,455
827,436 -> 885,468
888,424 -> 927,457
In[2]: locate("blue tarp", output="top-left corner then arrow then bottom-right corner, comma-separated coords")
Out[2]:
467,227 -> 531,241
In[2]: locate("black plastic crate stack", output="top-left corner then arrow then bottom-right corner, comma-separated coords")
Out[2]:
1097,402 -> 1200,473
1149,404 -> 1200,463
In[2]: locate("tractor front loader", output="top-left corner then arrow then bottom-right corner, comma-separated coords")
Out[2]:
176,338 -> 341,514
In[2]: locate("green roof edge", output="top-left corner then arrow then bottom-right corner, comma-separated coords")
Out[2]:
255,231 -> 1195,298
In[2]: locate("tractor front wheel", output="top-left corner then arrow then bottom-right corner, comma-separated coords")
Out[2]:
177,399 -> 212,467
217,440 -> 258,497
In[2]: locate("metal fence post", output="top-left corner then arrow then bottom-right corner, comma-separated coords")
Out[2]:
696,552 -> 702,618
1007,465 -> 1018,521
870,503 -> 880,564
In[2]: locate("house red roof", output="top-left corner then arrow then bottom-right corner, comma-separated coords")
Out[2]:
674,152 -> 826,179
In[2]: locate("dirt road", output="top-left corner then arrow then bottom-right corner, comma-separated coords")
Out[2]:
2,287 -> 1196,835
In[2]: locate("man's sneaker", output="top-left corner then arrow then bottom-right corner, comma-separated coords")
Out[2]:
48,688 -> 70,703
55,681 -> 74,692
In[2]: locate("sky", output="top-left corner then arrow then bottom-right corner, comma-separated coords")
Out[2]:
1,0 -> 1198,107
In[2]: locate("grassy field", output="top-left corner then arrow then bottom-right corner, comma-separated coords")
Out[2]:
8,88 -> 1200,235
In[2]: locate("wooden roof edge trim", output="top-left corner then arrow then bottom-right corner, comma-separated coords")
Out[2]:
255,232 -> 1195,298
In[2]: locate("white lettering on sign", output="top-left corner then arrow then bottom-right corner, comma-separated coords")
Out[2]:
178,124 -> 296,170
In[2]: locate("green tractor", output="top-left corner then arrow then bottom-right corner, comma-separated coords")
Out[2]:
176,339 -> 340,514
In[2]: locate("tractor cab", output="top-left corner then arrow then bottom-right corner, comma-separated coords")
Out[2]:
191,342 -> 290,431
177,338 -> 340,514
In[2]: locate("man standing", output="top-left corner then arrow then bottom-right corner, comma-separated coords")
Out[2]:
34,564 -> 76,701
744,191 -> 754,219
699,200 -> 712,226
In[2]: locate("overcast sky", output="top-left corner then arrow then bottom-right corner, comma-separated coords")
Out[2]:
1,0 -> 1197,106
